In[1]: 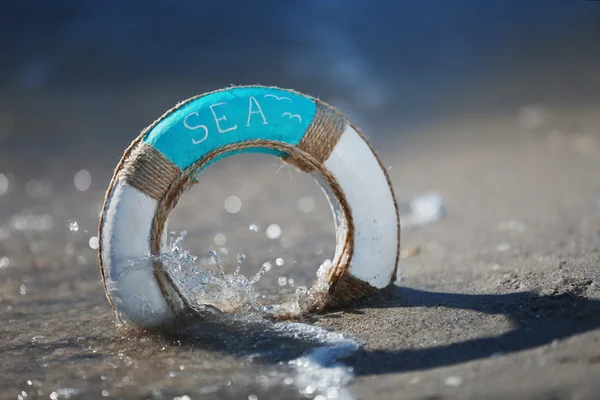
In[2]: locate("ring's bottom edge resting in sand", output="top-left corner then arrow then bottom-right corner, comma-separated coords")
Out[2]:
98,85 -> 400,328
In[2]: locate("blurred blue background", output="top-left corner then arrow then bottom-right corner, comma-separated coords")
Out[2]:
0,0 -> 599,161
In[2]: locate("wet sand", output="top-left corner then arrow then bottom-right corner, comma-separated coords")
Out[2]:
2,101 -> 600,399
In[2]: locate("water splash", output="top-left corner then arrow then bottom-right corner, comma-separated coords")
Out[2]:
68,220 -> 79,232
109,232 -> 355,398
155,231 -> 332,317
401,192 -> 446,228
273,322 -> 359,400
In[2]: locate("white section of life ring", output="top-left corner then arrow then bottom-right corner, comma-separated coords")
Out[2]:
322,124 -> 397,288
101,182 -> 174,326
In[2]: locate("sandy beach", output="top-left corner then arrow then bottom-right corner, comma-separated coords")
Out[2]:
2,97 -> 600,399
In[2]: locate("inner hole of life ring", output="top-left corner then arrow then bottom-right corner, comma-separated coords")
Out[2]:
165,151 -> 341,308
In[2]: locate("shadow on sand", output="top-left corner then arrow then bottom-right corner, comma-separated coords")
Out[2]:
152,284 -> 600,376
349,285 -> 600,375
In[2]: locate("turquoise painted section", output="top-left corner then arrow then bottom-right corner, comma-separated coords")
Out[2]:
196,148 -> 287,175
143,87 -> 316,169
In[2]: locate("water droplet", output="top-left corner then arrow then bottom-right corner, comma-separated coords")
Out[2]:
496,243 -> 511,252
0,225 -> 10,241
296,286 -> 308,297
278,277 -> 287,286
214,233 -> 226,246
20,284 -> 27,295
403,193 -> 446,228
0,173 -> 9,196
280,237 -> 293,248
68,221 -> 79,232
41,215 -> 53,230
266,224 -> 281,239
31,335 -> 46,344
101,390 -> 109,397
444,376 -> 463,387
251,262 -> 271,284
276,258 -> 284,266
65,243 -> 74,255
249,223 -> 259,232
55,388 -> 79,398
298,196 -> 315,213
10,214 -> 53,232
235,254 -> 245,276
248,395 -> 258,400
74,169 -> 92,192
0,256 -> 9,268
89,236 -> 99,250
288,278 -> 295,286
209,247 -> 226,278
25,178 -> 53,198
224,195 -> 242,214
